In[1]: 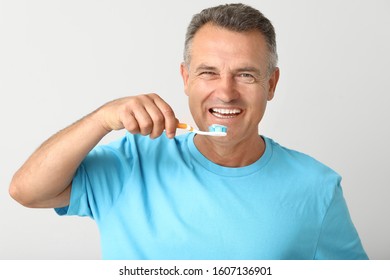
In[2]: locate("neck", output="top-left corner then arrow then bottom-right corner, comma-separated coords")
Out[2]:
193,133 -> 265,167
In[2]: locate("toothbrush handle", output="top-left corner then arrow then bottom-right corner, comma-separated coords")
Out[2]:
177,123 -> 194,131
177,123 -> 188,129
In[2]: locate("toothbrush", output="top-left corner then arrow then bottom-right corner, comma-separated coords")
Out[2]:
177,123 -> 227,136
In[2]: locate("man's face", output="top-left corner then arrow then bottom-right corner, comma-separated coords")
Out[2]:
181,23 -> 279,142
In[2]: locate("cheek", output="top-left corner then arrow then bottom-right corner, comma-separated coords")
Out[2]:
187,89 -> 203,119
189,78 -> 214,94
246,91 -> 269,119
187,80 -> 211,104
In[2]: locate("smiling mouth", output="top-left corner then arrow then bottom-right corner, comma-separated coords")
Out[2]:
209,108 -> 242,119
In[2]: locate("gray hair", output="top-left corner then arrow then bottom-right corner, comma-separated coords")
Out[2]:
183,3 -> 278,75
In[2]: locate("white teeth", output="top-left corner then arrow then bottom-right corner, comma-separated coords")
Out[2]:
211,108 -> 241,115
210,108 -> 242,119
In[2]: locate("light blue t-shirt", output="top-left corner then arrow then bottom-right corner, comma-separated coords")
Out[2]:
56,132 -> 368,260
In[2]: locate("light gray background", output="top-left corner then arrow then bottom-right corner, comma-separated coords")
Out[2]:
1,0 -> 389,259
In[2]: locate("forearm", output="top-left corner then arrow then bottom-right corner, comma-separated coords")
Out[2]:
10,94 -> 177,208
9,111 -> 109,208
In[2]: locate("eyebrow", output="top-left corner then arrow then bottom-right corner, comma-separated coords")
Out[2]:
194,64 -> 261,75
235,66 -> 261,74
194,64 -> 218,73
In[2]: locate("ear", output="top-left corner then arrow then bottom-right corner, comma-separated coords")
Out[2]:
180,63 -> 190,96
267,67 -> 280,101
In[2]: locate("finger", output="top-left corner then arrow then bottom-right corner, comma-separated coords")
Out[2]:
138,94 -> 165,138
123,96 -> 154,136
143,94 -> 171,138
137,94 -> 174,139
150,94 -> 178,139
121,112 -> 140,135
145,106 -> 165,139
133,106 -> 154,136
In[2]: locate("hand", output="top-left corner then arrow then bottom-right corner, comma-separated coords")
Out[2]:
94,93 -> 178,139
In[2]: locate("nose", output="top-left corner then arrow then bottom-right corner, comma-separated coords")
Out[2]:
214,75 -> 239,103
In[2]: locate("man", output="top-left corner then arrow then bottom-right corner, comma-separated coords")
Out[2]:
9,3 -> 368,259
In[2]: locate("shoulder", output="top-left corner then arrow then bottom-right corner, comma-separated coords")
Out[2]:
264,136 -> 341,187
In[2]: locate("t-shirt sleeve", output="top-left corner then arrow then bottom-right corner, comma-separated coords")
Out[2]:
54,163 -> 93,218
54,136 -> 134,220
314,184 -> 369,259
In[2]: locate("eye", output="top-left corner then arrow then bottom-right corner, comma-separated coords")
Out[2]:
199,71 -> 218,80
236,73 -> 256,83
200,71 -> 215,76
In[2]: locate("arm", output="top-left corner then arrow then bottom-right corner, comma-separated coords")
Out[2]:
314,185 -> 368,259
9,93 -> 178,208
